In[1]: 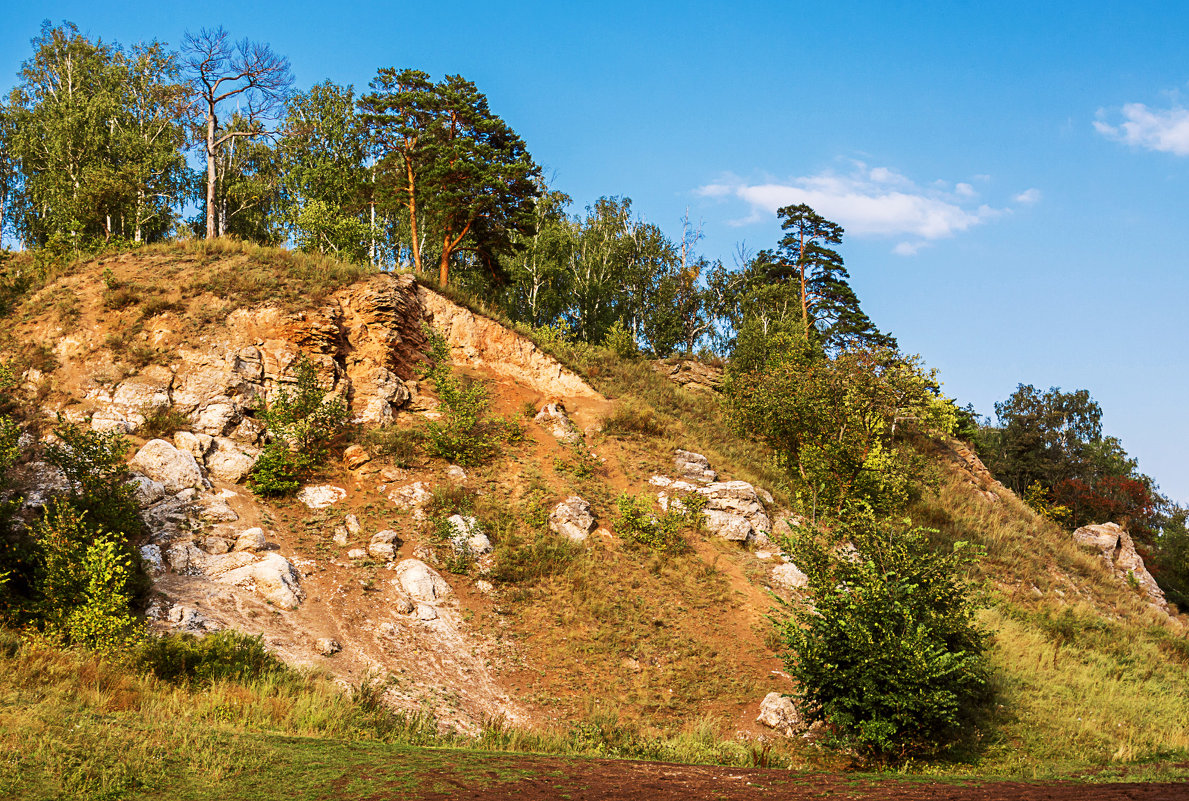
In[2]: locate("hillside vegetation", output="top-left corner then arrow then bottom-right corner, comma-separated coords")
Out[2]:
0,244 -> 1185,801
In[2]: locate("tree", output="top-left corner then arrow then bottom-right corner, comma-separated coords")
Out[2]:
182,27 -> 292,240
279,81 -> 370,261
779,508 -> 989,758
501,185 -> 574,327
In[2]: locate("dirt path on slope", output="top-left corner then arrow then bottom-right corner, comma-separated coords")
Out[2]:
397,756 -> 1189,801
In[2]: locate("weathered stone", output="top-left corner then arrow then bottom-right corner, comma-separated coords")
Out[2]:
234,527 -> 267,552
416,604 -> 439,621
448,514 -> 492,555
394,559 -> 452,603
388,481 -> 432,509
297,485 -> 347,509
191,402 -> 239,436
652,359 -> 723,394
129,439 -> 205,494
91,408 -> 135,434
344,514 -> 363,536
316,638 -> 342,656
343,444 -> 372,470
476,579 -> 495,595
1073,522 -> 1168,610
165,541 -> 207,574
446,464 -> 467,482
332,525 -> 349,546
756,692 -> 805,737
128,475 -> 166,508
674,449 -> 717,484
548,496 -> 596,543
204,536 -> 230,555
209,551 -> 303,609
534,402 -> 581,443
348,548 -> 367,560
206,437 -> 260,483
368,529 -> 402,560
392,591 -> 415,615
771,562 -> 809,592
198,497 -> 239,523
229,416 -> 266,444
140,544 -> 165,575
695,480 -> 771,543
174,431 -> 215,464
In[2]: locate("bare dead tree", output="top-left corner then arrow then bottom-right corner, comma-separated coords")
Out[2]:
181,27 -> 292,239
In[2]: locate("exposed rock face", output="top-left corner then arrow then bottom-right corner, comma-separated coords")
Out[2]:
652,359 -> 724,394
394,559 -> 452,604
675,449 -> 717,484
1073,522 -> 1167,610
205,437 -> 260,483
652,472 -> 772,545
534,402 -> 581,444
418,286 -> 600,400
208,551 -> 303,609
549,496 -> 597,543
234,527 -> 267,552
388,481 -> 432,509
771,562 -> 809,592
448,515 -> 492,555
368,530 -> 401,560
756,692 -> 806,737
297,485 -> 346,509
129,440 -> 206,494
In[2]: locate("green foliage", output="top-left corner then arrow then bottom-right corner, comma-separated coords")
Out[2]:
136,630 -> 285,685
421,328 -> 519,466
614,493 -> 691,554
138,403 -> 189,440
249,354 -> 348,497
778,508 -> 989,758
33,501 -> 141,650
725,334 -> 953,517
43,418 -> 141,538
602,319 -> 638,359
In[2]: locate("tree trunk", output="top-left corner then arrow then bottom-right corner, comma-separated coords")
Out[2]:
405,154 -> 421,273
439,234 -> 450,286
205,113 -> 217,240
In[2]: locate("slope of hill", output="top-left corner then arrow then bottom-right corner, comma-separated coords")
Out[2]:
1,242 -> 1187,797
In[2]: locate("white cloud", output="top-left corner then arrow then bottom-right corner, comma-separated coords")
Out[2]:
1013,188 -> 1042,204
696,163 -> 1008,254
1094,102 -> 1189,155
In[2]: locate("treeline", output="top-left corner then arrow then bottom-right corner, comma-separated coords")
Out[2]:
0,21 -> 896,359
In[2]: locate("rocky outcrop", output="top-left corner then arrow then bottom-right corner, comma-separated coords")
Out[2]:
652,359 -> 724,394
771,562 -> 809,592
674,449 -> 717,484
394,559 -> 453,604
129,440 -> 206,494
1073,522 -> 1167,610
368,530 -> 401,560
448,515 -> 492,555
534,402 -> 582,444
756,692 -> 805,737
297,485 -> 346,509
548,496 -> 596,543
417,286 -> 600,400
652,473 -> 772,545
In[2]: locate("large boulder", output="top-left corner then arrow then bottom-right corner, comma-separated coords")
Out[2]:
697,480 -> 772,543
368,530 -> 401,560
1073,522 -> 1167,610
548,496 -> 597,543
209,551 -> 303,609
394,558 -> 452,604
756,692 -> 806,737
297,485 -> 347,509
205,437 -> 260,483
674,449 -> 717,484
129,439 -> 206,494
771,562 -> 809,592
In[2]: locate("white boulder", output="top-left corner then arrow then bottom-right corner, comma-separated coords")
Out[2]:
756,692 -> 806,737
129,439 -> 206,494
234,527 -> 267,552
297,485 -> 347,509
548,496 -> 596,543
368,530 -> 401,560
394,559 -> 452,604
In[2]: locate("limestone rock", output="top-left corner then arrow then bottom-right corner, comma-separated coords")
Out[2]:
203,536 -> 230,555
343,444 -> 372,470
446,464 -> 467,482
344,514 -> 363,536
448,514 -> 492,555
348,548 -> 367,560
476,579 -> 495,595
332,526 -> 349,546
211,551 -> 303,609
91,408 -> 135,434
1073,522 -> 1167,610
652,359 -> 723,394
416,604 -> 439,621
368,529 -> 402,560
548,496 -> 596,543
174,431 -> 215,464
191,401 -> 239,436
316,638 -> 342,656
165,541 -> 208,574
139,544 -> 165,576
392,591 -> 415,615
696,480 -> 771,544
198,497 -> 239,523
297,485 -> 347,509
129,439 -> 206,494
388,481 -> 432,509
756,692 -> 805,737
534,401 -> 582,443
674,449 -> 717,484
230,416 -> 266,444
205,437 -> 260,483
771,562 -> 809,592
234,527 -> 267,552
394,559 -> 452,604
128,475 -> 166,508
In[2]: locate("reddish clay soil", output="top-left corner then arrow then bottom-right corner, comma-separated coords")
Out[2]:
408,756 -> 1189,801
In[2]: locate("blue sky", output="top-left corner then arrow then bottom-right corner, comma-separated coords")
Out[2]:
4,1 -> 1189,502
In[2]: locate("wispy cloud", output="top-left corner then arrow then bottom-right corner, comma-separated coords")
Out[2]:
1094,102 -> 1189,155
1013,188 -> 1042,204
697,162 -> 1030,256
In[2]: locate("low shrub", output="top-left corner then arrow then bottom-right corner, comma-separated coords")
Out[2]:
490,531 -> 583,585
601,400 -> 669,439
359,424 -> 424,468
138,403 -> 189,439
614,493 -> 690,554
136,630 -> 285,685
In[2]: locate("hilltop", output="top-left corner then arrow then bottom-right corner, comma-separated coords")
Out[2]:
1,242 -> 1188,798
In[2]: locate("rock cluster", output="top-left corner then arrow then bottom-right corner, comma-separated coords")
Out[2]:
756,692 -> 805,737
534,402 -> 581,444
1073,522 -> 1168,610
651,359 -> 724,394
548,496 -> 597,543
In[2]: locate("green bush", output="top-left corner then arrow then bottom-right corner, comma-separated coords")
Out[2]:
359,424 -> 424,468
34,502 -> 141,651
44,418 -> 141,538
777,507 -> 989,759
614,493 -> 690,554
249,354 -> 349,497
136,630 -> 285,685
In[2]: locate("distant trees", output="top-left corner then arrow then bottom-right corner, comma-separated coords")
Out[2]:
181,26 -> 292,240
